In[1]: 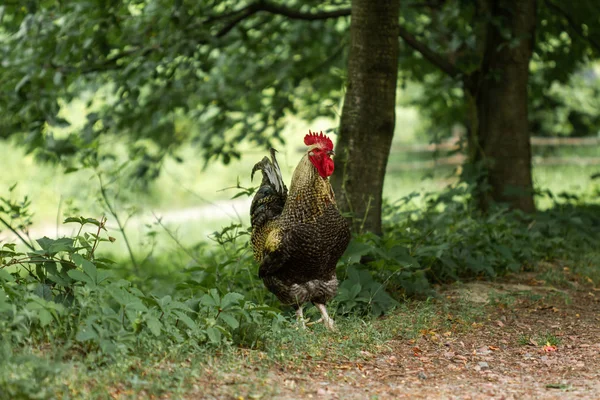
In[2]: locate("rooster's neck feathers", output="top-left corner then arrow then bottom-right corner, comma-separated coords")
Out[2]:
283,154 -> 335,218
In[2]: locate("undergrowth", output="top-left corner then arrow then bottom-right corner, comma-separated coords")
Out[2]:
0,182 -> 599,398
352,184 -> 600,296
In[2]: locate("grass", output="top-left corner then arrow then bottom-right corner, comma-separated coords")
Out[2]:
517,332 -> 562,347
0,298 -> 482,399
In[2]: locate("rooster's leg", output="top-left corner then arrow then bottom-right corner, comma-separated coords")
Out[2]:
314,303 -> 335,331
295,306 -> 306,329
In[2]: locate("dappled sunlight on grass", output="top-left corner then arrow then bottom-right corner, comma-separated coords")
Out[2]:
533,165 -> 599,209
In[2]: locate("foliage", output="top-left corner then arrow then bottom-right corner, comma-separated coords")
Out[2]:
0,351 -> 65,400
530,64 -> 600,137
3,1 -> 597,167
340,184 -> 600,296
334,266 -> 398,318
0,200 -> 284,365
399,1 -> 600,141
0,0 -> 348,172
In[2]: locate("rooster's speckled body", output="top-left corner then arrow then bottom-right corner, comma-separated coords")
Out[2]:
250,132 -> 351,329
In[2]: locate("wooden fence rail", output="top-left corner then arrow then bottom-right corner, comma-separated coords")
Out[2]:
387,155 -> 600,172
392,136 -> 600,153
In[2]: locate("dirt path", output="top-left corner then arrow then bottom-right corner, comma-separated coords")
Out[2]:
199,277 -> 600,399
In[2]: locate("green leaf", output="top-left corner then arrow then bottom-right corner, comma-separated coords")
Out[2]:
146,316 -> 162,336
49,237 -> 75,254
158,295 -> 172,309
206,327 -> 221,344
200,292 -> 218,307
83,218 -> 103,227
219,312 -> 239,329
0,289 -> 11,313
37,309 -> 53,327
96,270 -> 112,284
63,217 -> 84,224
173,310 -> 197,331
125,301 -> 148,313
72,254 -> 97,280
0,269 -> 14,282
76,327 -> 98,342
67,269 -> 93,285
170,300 -> 193,312
342,240 -> 373,264
14,74 -> 30,93
220,292 -> 244,309
47,272 -> 72,287
349,283 -> 362,299
63,217 -> 103,227
36,237 -> 55,252
107,286 -> 130,306
34,283 -> 53,301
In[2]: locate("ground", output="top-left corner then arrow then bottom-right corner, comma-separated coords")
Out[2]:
194,273 -> 600,400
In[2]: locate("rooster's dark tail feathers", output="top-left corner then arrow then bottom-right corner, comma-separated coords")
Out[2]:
250,149 -> 288,228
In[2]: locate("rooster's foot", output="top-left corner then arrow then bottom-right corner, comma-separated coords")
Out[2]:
315,303 -> 336,331
306,317 -> 323,326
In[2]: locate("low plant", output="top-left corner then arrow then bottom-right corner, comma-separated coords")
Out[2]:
339,184 -> 600,297
0,196 -> 284,364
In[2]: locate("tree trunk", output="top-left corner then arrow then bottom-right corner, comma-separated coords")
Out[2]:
468,0 -> 537,213
331,0 -> 400,235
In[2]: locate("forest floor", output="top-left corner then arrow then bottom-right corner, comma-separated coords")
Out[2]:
193,269 -> 600,400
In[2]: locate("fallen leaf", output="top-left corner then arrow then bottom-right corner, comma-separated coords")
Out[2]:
543,345 -> 558,352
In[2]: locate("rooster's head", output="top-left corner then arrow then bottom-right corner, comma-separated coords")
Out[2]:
304,130 -> 335,178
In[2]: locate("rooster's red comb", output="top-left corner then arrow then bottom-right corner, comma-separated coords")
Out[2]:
304,130 -> 333,151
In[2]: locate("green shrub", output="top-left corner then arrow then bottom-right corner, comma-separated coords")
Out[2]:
342,185 -> 600,296
0,210 -> 284,362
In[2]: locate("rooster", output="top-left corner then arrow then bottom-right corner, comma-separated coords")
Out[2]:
250,131 -> 351,330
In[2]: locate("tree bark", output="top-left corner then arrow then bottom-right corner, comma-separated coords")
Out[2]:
468,0 -> 537,212
331,0 -> 400,235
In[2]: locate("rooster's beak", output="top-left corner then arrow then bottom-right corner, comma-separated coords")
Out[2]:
327,150 -> 335,156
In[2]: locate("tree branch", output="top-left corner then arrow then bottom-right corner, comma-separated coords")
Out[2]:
249,1 -> 351,20
215,6 -> 261,38
53,1 -> 467,82
50,46 -> 159,75
210,0 -> 350,38
217,1 -> 464,81
397,24 -> 464,78
0,216 -> 36,251
81,46 -> 158,73
54,2 -> 348,75
305,41 -> 346,79
545,0 -> 600,54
